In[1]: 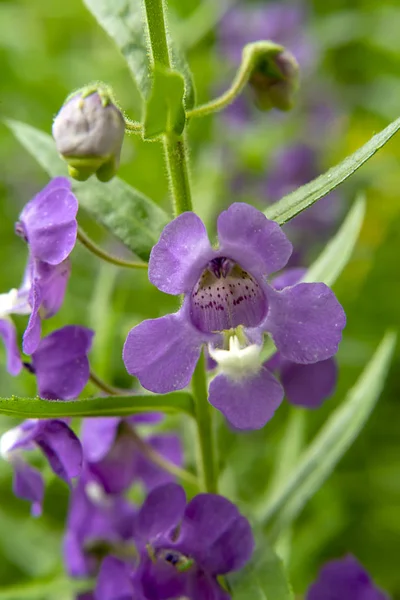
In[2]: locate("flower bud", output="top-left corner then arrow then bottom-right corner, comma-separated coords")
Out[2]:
249,48 -> 299,112
52,85 -> 125,182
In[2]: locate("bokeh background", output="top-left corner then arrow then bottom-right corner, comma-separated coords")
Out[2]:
0,0 -> 399,597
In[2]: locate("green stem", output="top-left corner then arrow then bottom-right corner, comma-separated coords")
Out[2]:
143,0 -> 171,68
191,352 -> 218,493
164,133 -> 193,215
77,226 -> 148,270
125,118 -> 143,133
89,371 -> 131,396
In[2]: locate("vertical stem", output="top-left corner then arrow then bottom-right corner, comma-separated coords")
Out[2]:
191,351 -> 218,493
143,0 -> 215,490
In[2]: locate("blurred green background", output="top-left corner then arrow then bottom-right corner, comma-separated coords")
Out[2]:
0,0 -> 400,597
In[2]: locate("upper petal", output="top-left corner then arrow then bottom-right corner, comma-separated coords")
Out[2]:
18,178 -> 78,265
149,212 -> 213,295
217,203 -> 292,276
208,367 -> 284,430
35,420 -> 82,484
281,357 -> 338,408
0,318 -> 22,375
265,283 -> 346,363
271,267 -> 306,290
123,308 -> 204,394
81,417 -> 121,462
204,515 -> 254,575
135,483 -> 186,544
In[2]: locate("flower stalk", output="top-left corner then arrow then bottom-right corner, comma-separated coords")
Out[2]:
77,226 -> 148,270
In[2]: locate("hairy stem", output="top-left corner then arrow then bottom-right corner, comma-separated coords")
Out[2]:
77,227 -> 148,270
191,352 -> 218,493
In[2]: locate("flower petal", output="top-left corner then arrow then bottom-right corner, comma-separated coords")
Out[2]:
18,178 -> 78,265
149,212 -> 213,295
34,259 -> 71,319
96,556 -> 135,600
281,357 -> 337,408
32,325 -> 94,399
217,203 -> 292,276
22,276 -> 42,355
13,460 -> 44,516
266,283 -> 346,363
123,309 -> 204,394
135,434 -> 183,492
81,417 -> 121,462
204,515 -> 254,575
35,420 -> 83,483
135,483 -> 186,543
271,267 -> 306,290
208,367 -> 284,430
306,555 -> 389,600
0,318 -> 22,375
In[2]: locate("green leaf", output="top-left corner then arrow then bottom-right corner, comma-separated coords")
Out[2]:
265,116 -> 400,224
7,119 -> 169,261
231,537 -> 294,600
256,332 -> 397,536
82,0 -> 195,108
144,66 -> 186,139
0,574 -> 89,599
0,392 -> 195,419
302,193 -> 366,287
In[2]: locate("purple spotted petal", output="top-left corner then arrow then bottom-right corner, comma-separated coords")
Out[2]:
96,557 -> 135,600
306,555 -> 389,600
178,494 -> 254,574
13,460 -> 44,517
208,367 -> 284,430
0,319 -> 22,375
34,420 -> 82,484
123,307 -> 206,394
265,283 -> 346,363
17,178 -> 78,265
135,483 -> 186,544
135,434 -> 183,491
281,357 -> 337,408
272,267 -> 306,290
32,325 -> 94,399
217,203 -> 292,276
149,212 -> 213,295
81,418 -> 121,463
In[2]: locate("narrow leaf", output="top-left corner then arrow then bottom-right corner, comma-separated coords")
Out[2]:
7,119 -> 168,261
0,392 -> 195,419
231,537 -> 294,600
256,332 -> 397,535
265,116 -> 400,224
144,66 -> 186,139
303,194 -> 366,287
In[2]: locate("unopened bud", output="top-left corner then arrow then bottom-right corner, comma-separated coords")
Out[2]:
52,84 -> 125,182
249,48 -> 299,112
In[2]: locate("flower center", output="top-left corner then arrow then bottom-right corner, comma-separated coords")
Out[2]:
190,257 -> 267,333
208,335 -> 263,381
157,548 -> 194,573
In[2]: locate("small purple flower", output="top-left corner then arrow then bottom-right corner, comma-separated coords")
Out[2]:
123,203 -> 346,430
133,483 -> 254,600
95,556 -> 141,600
0,277 -> 31,374
80,416 -> 182,494
63,469 -> 136,578
16,177 -> 78,266
30,325 -> 94,399
0,419 -> 82,516
306,555 -> 389,600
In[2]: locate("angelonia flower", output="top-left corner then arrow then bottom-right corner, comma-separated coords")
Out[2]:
306,555 -> 389,600
94,483 -> 254,600
14,177 -> 78,354
0,279 -> 31,375
124,203 -> 346,430
248,47 -> 299,112
52,84 -> 125,182
0,325 -> 93,514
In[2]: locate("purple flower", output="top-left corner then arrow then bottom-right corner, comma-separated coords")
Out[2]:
0,419 -> 82,516
80,416 -> 182,494
306,555 -> 389,600
95,556 -> 140,600
123,203 -> 346,430
16,177 -> 78,266
30,325 -> 94,399
63,469 -> 136,578
0,276 -> 31,374
133,483 -> 254,600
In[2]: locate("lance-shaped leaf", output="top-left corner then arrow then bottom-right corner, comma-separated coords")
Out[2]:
7,119 -> 169,261
82,0 -> 195,109
0,392 -> 195,418
144,66 -> 186,139
256,332 -> 397,538
231,535 -> 294,600
302,193 -> 366,287
265,116 -> 400,224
